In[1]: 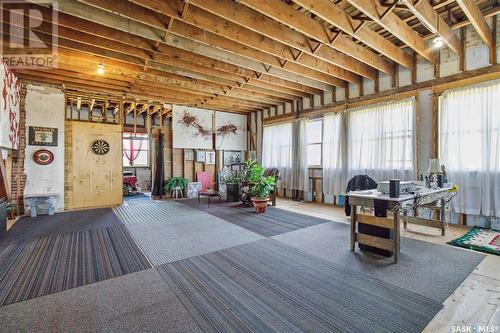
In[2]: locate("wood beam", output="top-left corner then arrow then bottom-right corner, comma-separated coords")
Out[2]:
142,0 -> 376,80
456,0 -> 493,47
400,0 -> 461,54
347,0 -> 437,63
56,0 -> 336,91
239,0 -> 395,75
290,0 -> 411,70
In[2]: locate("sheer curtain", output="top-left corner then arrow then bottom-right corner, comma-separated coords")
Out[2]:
323,112 -> 346,195
439,80 -> 500,217
290,119 -> 309,191
347,97 -> 416,182
262,123 -> 292,189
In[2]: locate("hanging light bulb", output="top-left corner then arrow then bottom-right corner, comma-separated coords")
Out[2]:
97,63 -> 105,75
432,36 -> 444,48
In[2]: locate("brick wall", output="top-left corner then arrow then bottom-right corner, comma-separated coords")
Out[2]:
10,84 -> 27,213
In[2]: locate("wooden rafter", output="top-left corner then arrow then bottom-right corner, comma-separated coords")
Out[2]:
347,0 -> 437,63
400,0 -> 461,54
456,0 -> 493,47
291,0 -> 413,69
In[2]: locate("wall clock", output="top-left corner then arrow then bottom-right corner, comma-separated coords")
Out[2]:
92,139 -> 110,155
33,149 -> 54,165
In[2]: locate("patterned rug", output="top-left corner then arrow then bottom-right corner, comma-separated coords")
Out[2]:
179,199 -> 329,237
113,201 -> 204,225
0,225 -> 152,306
158,239 -> 443,333
448,227 -> 500,255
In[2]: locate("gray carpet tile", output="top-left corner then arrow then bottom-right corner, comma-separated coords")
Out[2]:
126,215 -> 264,266
180,199 -> 329,237
158,238 -> 443,333
114,200 -> 204,225
0,225 -> 151,306
272,221 -> 486,303
0,208 -> 123,245
0,268 -> 203,333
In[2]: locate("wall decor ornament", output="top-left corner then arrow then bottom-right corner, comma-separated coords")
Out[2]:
215,112 -> 247,150
196,150 -> 206,163
172,105 -> 213,149
33,149 -> 54,165
28,126 -> 58,146
92,139 -> 110,155
205,151 -> 216,165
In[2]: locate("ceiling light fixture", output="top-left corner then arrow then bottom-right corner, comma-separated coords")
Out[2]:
97,63 -> 105,75
432,36 -> 444,48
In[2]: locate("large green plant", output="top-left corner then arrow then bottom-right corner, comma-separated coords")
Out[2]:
164,176 -> 189,193
248,163 -> 276,199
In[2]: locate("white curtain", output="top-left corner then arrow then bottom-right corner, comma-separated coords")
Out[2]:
439,81 -> 500,217
262,123 -> 292,189
347,98 -> 416,182
290,119 -> 309,191
323,113 -> 346,195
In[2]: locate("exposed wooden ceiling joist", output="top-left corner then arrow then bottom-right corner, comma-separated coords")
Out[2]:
347,0 -> 437,63
400,0 -> 461,55
456,0 -> 493,47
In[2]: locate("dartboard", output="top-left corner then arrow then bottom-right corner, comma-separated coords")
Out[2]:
92,140 -> 110,155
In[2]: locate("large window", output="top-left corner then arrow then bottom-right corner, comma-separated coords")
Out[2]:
439,81 -> 500,217
347,98 -> 415,181
262,123 -> 292,188
306,120 -> 322,166
123,133 -> 150,167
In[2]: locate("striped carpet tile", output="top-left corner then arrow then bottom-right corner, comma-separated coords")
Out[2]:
113,201 -> 204,225
126,215 -> 263,266
158,239 -> 442,333
207,206 -> 329,237
0,225 -> 151,306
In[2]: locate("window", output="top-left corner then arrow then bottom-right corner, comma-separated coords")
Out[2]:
123,133 -> 150,167
262,123 -> 292,188
439,81 -> 500,217
306,120 -> 322,166
347,98 -> 415,181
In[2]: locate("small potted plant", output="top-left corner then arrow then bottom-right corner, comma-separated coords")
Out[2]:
221,167 -> 241,202
249,163 -> 276,213
0,197 -> 9,238
163,176 -> 189,198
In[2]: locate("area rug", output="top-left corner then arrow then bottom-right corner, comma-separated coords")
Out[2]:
448,227 -> 500,255
0,208 -> 123,244
0,225 -> 151,306
158,239 -> 443,333
273,222 -> 485,303
179,199 -> 329,237
114,200 -> 204,225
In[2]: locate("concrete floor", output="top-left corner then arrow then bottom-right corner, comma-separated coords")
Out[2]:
277,198 -> 500,332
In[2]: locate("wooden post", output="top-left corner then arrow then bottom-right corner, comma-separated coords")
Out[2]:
393,211 -> 400,264
350,205 -> 357,252
459,27 -> 466,72
490,15 -> 497,65
411,51 -> 417,85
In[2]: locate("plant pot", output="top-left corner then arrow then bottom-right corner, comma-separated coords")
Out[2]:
251,197 -> 269,213
226,183 -> 241,202
0,202 -> 7,238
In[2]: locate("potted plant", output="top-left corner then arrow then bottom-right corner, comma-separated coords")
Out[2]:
220,167 -> 241,202
248,163 -> 276,213
0,197 -> 9,238
163,176 -> 189,198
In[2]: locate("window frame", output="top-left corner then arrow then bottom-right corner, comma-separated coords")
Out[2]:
122,132 -> 150,168
306,119 -> 323,168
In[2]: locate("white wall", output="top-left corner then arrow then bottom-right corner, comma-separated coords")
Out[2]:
24,84 -> 65,211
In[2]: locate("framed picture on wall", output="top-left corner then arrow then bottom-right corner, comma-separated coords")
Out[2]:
205,151 -> 216,165
184,149 -> 194,161
222,150 -> 242,166
28,126 -> 58,146
196,150 -> 205,163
